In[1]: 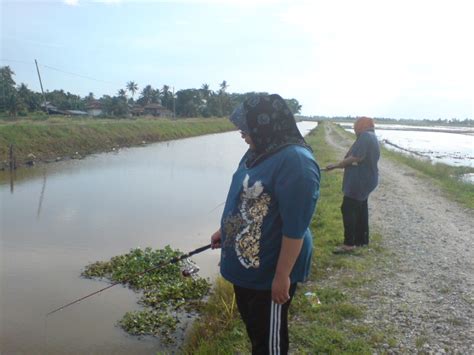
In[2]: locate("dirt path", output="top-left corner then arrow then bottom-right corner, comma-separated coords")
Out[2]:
324,124 -> 474,354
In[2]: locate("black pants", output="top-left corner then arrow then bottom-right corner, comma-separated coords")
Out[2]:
233,283 -> 297,355
341,196 -> 369,246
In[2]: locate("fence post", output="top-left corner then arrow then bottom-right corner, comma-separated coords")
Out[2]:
9,144 -> 16,170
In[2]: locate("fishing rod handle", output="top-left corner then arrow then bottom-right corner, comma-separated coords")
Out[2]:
187,243 -> 212,257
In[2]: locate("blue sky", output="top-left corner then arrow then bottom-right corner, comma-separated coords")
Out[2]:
1,0 -> 473,119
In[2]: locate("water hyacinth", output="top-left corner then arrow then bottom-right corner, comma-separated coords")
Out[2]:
82,245 -> 211,343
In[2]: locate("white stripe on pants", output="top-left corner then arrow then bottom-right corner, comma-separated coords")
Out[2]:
269,301 -> 282,354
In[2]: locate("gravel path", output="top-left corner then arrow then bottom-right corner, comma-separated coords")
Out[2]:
324,124 -> 474,354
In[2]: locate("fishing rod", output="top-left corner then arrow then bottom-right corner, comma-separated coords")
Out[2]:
46,243 -> 212,316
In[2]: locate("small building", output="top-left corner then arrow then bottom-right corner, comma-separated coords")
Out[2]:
143,103 -> 173,118
131,106 -> 145,117
66,110 -> 88,116
41,101 -> 65,115
86,100 -> 103,117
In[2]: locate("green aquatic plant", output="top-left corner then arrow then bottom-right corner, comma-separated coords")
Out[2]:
82,245 -> 211,343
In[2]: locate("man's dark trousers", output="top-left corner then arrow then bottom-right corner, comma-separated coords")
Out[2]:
341,196 -> 369,246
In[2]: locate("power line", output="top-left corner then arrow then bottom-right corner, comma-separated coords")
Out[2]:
1,58 -> 122,87
41,64 -> 121,87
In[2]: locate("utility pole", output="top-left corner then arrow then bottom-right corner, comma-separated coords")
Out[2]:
35,59 -> 49,116
172,86 -> 176,119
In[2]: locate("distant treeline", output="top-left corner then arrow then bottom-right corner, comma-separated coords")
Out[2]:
299,115 -> 473,127
0,66 -> 301,119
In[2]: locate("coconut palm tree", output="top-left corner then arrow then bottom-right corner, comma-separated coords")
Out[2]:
117,89 -> 127,98
200,83 -> 211,99
161,85 -> 171,110
0,66 -> 17,112
126,81 -> 138,100
219,80 -> 228,94
139,85 -> 154,105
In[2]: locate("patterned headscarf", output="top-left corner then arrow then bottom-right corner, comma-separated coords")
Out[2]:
230,94 -> 311,168
354,116 -> 375,136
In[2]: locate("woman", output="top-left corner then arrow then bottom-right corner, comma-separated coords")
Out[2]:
211,94 -> 320,354
326,117 -> 380,253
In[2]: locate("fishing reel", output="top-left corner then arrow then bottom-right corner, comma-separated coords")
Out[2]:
181,258 -> 200,277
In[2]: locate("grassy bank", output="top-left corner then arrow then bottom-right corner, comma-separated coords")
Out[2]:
0,116 -> 234,168
183,122 -> 392,354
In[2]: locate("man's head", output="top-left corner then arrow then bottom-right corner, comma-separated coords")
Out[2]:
354,117 -> 375,136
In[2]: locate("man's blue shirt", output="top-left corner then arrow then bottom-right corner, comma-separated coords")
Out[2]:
343,131 -> 380,201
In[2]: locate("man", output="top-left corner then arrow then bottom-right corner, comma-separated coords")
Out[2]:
326,117 -> 380,253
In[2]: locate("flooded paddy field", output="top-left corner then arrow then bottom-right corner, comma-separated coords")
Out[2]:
337,122 -> 474,168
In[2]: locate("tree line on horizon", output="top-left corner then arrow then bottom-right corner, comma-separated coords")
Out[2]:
303,115 -> 473,127
0,66 -> 302,119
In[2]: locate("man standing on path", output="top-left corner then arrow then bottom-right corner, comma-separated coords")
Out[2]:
326,117 -> 380,253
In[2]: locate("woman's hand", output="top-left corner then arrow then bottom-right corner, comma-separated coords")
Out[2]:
211,229 -> 222,249
271,273 -> 291,304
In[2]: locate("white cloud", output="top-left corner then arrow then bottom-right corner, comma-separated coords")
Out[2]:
63,0 -> 122,5
80,0 -> 276,4
94,0 -> 122,4
124,35 -> 168,49
64,0 -> 79,5
277,0 -> 473,117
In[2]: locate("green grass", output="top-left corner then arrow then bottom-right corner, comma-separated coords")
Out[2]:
182,278 -> 250,354
183,122 -> 394,354
0,117 -> 234,167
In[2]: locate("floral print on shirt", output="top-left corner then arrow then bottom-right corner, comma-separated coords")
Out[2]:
223,174 -> 271,269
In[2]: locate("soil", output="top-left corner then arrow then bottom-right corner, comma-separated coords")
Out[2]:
323,124 -> 474,354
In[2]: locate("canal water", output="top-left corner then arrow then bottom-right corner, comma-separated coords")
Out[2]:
0,121 -> 317,354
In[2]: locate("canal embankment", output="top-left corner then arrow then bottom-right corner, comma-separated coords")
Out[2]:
0,117 -> 234,169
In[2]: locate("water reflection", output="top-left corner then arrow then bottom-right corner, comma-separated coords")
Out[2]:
9,168 -> 15,193
37,172 -> 47,219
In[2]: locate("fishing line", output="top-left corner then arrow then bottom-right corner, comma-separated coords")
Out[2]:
207,201 -> 225,214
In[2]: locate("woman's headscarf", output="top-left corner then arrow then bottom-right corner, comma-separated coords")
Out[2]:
353,116 -> 375,136
230,94 -> 311,168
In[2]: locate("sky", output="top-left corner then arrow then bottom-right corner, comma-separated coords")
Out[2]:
1,0 -> 473,119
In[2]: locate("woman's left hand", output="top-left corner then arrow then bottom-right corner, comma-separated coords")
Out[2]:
271,273 -> 291,304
